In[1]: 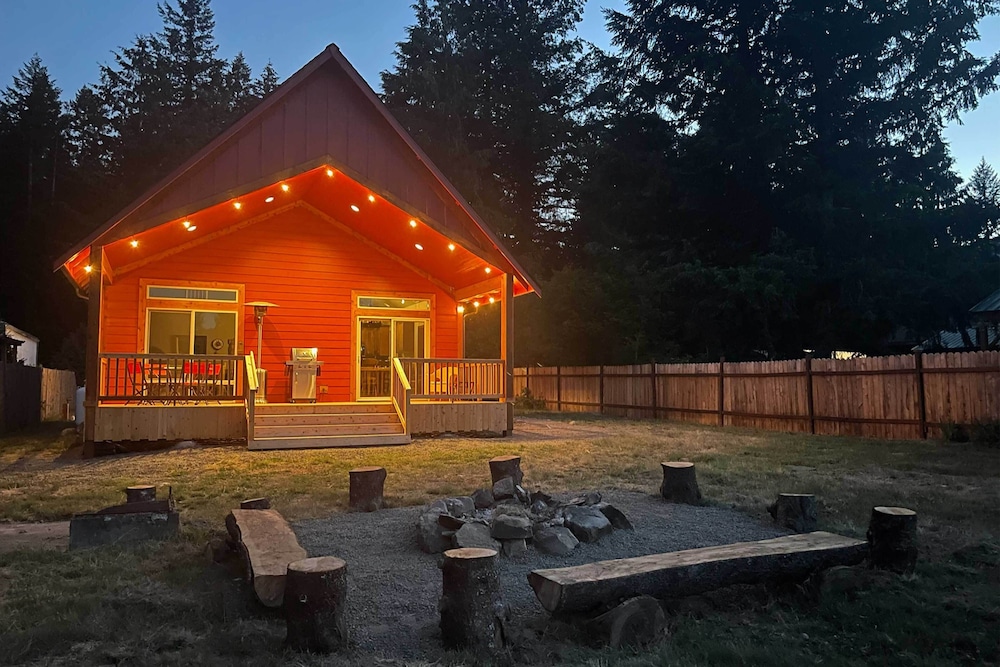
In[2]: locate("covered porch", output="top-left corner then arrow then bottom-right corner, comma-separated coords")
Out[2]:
91,352 -> 513,449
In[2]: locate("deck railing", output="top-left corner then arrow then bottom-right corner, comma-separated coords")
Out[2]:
396,358 -> 505,400
98,353 -> 245,403
390,357 -> 412,436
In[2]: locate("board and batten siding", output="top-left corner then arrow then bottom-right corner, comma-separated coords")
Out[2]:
99,206 -> 459,403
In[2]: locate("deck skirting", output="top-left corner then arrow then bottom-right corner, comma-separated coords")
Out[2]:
94,404 -> 246,442
409,400 -> 509,436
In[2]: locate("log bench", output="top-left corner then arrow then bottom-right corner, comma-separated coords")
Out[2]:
528,531 -> 868,615
226,508 -> 307,607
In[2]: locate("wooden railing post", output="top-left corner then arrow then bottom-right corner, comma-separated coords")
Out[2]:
83,244 -> 104,447
556,365 -> 562,411
718,356 -> 725,427
914,352 -> 927,439
805,353 -> 815,434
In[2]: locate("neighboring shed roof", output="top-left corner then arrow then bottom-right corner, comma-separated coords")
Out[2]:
915,326 -> 1000,352
970,288 -> 1000,314
55,44 -> 539,299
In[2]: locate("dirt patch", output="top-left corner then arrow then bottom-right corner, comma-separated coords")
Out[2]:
0,521 -> 70,553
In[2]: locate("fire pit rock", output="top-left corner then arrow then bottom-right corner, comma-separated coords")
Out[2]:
415,482 -> 630,558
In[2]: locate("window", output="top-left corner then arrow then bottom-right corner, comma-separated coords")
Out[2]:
357,296 -> 431,310
147,310 -> 238,355
147,286 -> 239,302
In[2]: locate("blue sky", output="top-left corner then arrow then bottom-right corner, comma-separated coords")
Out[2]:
1,0 -> 996,178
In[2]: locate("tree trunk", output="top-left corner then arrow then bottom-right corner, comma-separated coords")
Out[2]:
240,497 -> 271,510
584,595 -> 665,648
126,485 -> 156,503
489,455 -> 523,486
284,556 -> 349,653
866,506 -> 917,573
767,493 -> 818,533
349,466 -> 387,512
439,547 -> 509,659
659,462 -> 701,504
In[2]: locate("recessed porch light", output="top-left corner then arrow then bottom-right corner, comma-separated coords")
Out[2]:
456,305 -> 465,313
83,264 -> 93,273
265,196 -> 275,203
350,204 -> 360,212
186,225 -> 198,231
415,243 -> 424,250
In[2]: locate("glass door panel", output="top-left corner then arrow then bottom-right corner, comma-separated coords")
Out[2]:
359,319 -> 392,398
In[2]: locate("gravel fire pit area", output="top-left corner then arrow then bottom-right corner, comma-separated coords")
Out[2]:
293,490 -> 787,660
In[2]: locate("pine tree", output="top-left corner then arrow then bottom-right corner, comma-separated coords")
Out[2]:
225,52 -> 255,116
254,61 -> 280,98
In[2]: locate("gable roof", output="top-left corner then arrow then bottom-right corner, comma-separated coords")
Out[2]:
56,44 -> 539,298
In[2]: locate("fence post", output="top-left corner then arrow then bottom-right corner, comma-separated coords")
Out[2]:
525,365 -> 530,399
718,356 -> 725,427
556,365 -> 562,412
650,361 -> 658,420
914,352 -> 927,439
805,353 -> 815,434
599,365 -> 605,415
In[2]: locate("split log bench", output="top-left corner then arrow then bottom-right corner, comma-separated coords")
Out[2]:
529,531 -> 868,617
226,508 -> 307,607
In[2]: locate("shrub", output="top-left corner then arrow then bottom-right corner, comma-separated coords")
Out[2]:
970,420 -> 1000,447
513,387 -> 547,410
940,422 -> 970,443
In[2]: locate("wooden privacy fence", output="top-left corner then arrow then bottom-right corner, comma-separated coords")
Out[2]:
41,368 -> 77,421
1,362 -> 42,434
514,351 -> 1000,440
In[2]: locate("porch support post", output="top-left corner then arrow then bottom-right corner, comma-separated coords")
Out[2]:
83,244 -> 104,448
501,273 -> 514,433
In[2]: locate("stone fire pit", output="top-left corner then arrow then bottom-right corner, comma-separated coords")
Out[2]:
417,477 -> 633,558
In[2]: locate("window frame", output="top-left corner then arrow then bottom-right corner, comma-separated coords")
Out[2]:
138,279 -> 245,356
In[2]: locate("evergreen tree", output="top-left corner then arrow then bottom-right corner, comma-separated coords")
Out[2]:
254,61 -> 280,98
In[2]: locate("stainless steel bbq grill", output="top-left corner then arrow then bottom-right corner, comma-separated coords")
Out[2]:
285,347 -> 324,402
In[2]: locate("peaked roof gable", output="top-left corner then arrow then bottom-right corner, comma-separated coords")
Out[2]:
56,44 -> 538,295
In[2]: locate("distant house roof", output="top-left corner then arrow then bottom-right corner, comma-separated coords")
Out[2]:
970,288 -> 1000,315
2,322 -> 39,343
915,325 -> 1000,352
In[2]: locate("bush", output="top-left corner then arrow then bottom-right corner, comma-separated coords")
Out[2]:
940,422 -> 970,443
513,387 -> 547,410
970,420 -> 1000,447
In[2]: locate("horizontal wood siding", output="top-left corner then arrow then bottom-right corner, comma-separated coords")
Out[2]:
100,207 -> 459,403
514,351 -> 999,441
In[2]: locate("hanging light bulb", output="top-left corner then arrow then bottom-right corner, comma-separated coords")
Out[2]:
130,239 -> 139,248
456,305 -> 465,313
280,183 -> 290,192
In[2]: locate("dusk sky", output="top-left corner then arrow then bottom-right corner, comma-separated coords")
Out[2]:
1,0 -> 997,178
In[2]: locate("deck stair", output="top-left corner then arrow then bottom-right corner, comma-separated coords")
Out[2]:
249,402 -> 410,450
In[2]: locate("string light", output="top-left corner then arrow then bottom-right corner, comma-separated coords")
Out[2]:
409,220 -> 417,228
367,194 -> 375,203
182,220 -> 192,228
326,168 -> 334,177
280,183 -> 290,192
130,239 -> 139,248
473,300 -> 480,308
448,243 -> 456,251
488,296 -> 495,304
233,202 -> 242,210
83,264 -> 93,273
484,267 -> 492,274
456,305 -> 465,313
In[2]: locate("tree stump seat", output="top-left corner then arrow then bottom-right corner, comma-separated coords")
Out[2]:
349,466 -> 387,512
659,461 -> 701,504
284,556 -> 348,653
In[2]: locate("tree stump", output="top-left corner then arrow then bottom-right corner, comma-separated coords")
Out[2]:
584,595 -> 665,648
284,556 -> 348,653
439,548 -> 508,659
867,506 -> 918,573
125,485 -> 156,504
349,466 -> 386,512
767,493 -> 818,532
489,455 -> 523,486
659,462 -> 701,504
240,497 -> 271,510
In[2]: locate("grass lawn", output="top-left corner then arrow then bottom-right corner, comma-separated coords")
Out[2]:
0,414 -> 998,665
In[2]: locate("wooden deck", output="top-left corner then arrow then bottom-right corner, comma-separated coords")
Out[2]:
249,402 -> 410,450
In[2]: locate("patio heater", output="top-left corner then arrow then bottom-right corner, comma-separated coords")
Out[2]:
246,301 -> 278,403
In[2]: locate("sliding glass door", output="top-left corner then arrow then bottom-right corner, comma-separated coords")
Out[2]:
357,317 -> 427,399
